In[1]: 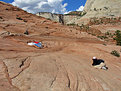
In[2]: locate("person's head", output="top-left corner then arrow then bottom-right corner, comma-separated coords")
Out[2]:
27,40 -> 31,43
92,57 -> 97,60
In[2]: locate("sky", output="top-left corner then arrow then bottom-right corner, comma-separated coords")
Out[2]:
0,0 -> 86,14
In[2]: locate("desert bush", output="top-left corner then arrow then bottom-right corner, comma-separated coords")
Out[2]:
113,30 -> 121,46
104,7 -> 108,10
92,34 -> 96,36
47,18 -> 51,20
23,19 -> 27,22
67,23 -> 76,26
0,16 -> 3,19
16,17 -> 23,20
97,35 -> 108,39
5,8 -> 9,10
105,31 -> 110,35
94,8 -> 97,11
45,27 -> 49,29
110,50 -> 120,57
105,32 -> 114,38
80,24 -> 90,30
103,43 -> 107,46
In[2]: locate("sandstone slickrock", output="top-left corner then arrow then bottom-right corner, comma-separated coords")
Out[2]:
0,1 -> 121,91
84,0 -> 121,17
76,0 -> 121,25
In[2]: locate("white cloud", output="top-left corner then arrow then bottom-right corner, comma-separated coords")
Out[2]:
64,11 -> 71,14
12,0 -> 68,14
76,5 -> 84,11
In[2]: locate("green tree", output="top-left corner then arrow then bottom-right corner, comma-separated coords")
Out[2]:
114,30 -> 121,46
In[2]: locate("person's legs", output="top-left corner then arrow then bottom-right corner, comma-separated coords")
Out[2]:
38,43 -> 43,48
93,63 -> 106,69
101,66 -> 108,70
34,44 -> 41,48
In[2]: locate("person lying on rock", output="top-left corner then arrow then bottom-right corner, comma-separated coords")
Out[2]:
27,41 -> 43,49
92,57 -> 108,70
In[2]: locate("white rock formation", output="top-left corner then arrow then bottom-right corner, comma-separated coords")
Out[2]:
36,12 -> 81,25
75,0 -> 121,25
84,0 -> 121,17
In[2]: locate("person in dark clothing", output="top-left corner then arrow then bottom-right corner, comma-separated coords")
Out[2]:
92,57 -> 108,70
92,57 -> 104,66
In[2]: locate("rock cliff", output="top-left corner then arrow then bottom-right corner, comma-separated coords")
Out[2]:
76,0 -> 121,25
84,0 -> 121,17
36,12 -> 81,25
